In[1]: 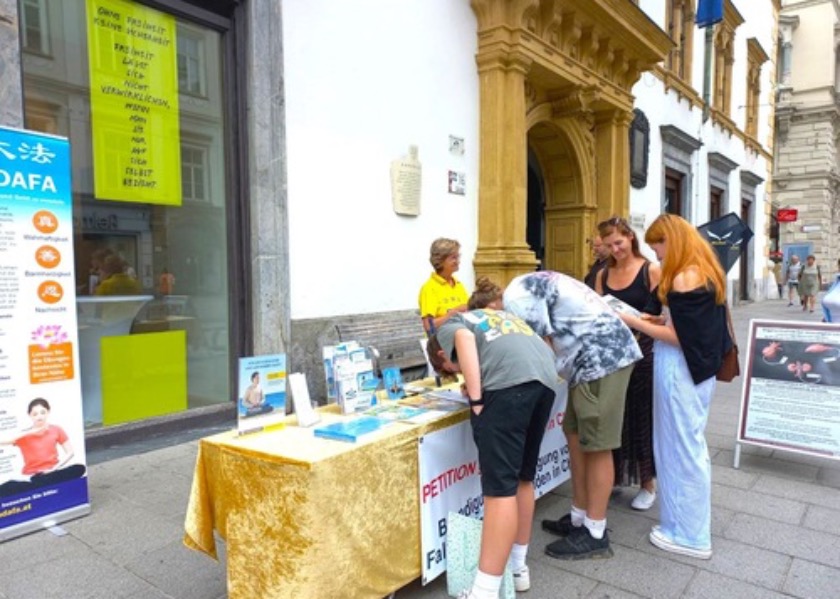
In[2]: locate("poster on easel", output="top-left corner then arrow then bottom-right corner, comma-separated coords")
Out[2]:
736,319 -> 840,465
0,126 -> 88,542
237,354 -> 287,435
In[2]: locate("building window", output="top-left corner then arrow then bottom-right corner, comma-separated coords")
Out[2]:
745,39 -> 768,138
181,144 -> 208,202
713,1 -> 744,116
177,30 -> 206,97
710,186 -> 723,220
664,168 -> 685,216
629,109 -> 650,189
666,0 -> 695,81
21,0 -> 50,55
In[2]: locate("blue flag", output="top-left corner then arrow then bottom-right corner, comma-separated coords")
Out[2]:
696,0 -> 723,28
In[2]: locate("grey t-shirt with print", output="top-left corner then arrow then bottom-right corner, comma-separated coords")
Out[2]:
436,309 -> 557,392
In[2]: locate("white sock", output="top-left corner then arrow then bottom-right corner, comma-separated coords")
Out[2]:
570,504 -> 586,527
584,516 -> 606,540
470,569 -> 502,599
508,543 -> 528,571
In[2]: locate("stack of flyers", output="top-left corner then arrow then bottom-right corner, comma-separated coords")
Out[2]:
398,394 -> 465,413
363,403 -> 437,423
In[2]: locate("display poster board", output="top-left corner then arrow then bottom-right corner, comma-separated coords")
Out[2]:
237,354 -> 287,435
418,385 -> 569,584
0,126 -> 88,541
86,0 -> 182,205
736,319 -> 840,462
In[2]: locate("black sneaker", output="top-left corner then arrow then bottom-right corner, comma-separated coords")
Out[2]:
541,513 -> 580,537
545,526 -> 613,560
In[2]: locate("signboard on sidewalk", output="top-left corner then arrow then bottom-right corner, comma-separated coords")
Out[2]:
736,319 -> 840,465
0,126 -> 88,541
418,384 -> 570,584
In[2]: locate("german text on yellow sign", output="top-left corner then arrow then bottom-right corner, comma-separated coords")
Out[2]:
86,0 -> 181,205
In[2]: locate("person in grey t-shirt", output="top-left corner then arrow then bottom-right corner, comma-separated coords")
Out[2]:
429,307 -> 556,597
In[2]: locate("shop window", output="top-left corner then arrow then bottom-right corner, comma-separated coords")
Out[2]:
713,1 -> 744,116
177,30 -> 206,97
665,0 -> 694,82
19,0 -> 233,427
181,144 -> 208,202
21,0 -> 50,55
745,38 -> 768,138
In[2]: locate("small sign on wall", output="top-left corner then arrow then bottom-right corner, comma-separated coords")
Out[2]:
391,145 -> 422,216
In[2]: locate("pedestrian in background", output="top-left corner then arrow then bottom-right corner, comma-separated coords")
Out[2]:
785,255 -> 802,306
773,259 -> 784,299
798,254 -> 822,313
583,235 -> 610,290
617,214 -> 729,560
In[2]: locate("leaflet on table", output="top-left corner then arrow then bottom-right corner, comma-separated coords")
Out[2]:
399,395 -> 465,413
313,416 -> 389,442
236,354 -> 287,435
363,402 -> 439,423
382,366 -> 406,399
332,343 -> 379,414
424,388 -> 468,404
601,294 -> 641,318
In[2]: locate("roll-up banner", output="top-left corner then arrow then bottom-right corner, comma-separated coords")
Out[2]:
0,126 -> 88,541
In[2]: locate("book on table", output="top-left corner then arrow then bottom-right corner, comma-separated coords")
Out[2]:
313,416 -> 389,442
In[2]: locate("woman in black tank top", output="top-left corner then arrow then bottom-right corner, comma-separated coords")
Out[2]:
596,217 -> 661,511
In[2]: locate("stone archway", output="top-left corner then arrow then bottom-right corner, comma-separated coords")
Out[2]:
470,0 -> 672,285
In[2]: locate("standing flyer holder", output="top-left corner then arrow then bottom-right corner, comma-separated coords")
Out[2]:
734,319 -> 840,468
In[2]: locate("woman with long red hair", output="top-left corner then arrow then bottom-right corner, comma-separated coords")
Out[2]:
617,214 -> 730,560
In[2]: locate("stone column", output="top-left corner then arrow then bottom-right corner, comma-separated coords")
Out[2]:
0,0 -> 23,128
473,52 -> 539,287
594,109 -> 634,221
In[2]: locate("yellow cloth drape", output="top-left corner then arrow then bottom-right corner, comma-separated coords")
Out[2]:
184,404 -> 467,598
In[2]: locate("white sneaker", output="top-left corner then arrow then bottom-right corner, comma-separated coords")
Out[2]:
649,527 -> 712,560
631,488 -> 656,511
512,565 -> 530,592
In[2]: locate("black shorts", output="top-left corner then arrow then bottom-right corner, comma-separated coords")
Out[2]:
470,380 -> 555,497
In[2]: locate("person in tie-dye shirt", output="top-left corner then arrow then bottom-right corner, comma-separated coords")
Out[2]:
504,270 -> 641,561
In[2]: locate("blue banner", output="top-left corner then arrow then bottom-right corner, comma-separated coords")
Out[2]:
0,126 -> 88,541
696,0 -> 724,28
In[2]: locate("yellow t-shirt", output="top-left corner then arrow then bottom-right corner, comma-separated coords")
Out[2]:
418,272 -> 469,318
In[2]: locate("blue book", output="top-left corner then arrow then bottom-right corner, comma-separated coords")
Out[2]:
382,366 -> 405,399
313,417 -> 387,443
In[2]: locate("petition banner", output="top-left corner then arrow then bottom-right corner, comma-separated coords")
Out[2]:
0,127 -> 88,541
418,383 -> 569,584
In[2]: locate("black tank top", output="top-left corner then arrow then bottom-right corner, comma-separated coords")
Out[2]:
602,262 -> 651,312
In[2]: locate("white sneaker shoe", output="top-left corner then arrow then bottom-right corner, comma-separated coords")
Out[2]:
649,527 -> 712,560
512,565 -> 530,592
631,488 -> 656,511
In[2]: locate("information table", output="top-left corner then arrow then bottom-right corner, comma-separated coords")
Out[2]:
183,405 -> 467,599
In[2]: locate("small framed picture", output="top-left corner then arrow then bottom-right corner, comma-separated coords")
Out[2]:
448,170 -> 465,195
449,135 -> 465,156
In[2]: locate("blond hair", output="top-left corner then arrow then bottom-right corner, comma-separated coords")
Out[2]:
429,238 -> 460,272
644,214 -> 726,305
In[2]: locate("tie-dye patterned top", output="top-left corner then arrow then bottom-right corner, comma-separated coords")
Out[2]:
503,271 -> 642,387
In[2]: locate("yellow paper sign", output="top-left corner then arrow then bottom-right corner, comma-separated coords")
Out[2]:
86,0 -> 181,205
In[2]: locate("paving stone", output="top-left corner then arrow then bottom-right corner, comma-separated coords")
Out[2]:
803,504 -> 840,536
752,474 -> 840,510
714,449 -> 820,482
126,538 -> 227,599
725,513 -> 840,568
711,464 -> 759,490
783,558 -> 840,599
711,483 -> 805,524
682,570 -> 793,599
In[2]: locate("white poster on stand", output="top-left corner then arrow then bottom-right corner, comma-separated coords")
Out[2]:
418,383 -> 569,584
737,319 -> 840,460
0,127 -> 87,541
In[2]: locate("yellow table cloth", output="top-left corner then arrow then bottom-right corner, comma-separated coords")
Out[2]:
184,405 -> 467,598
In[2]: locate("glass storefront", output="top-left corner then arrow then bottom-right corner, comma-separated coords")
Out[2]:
19,0 -> 232,428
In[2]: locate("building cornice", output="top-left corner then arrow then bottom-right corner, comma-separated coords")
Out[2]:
661,124 -> 702,153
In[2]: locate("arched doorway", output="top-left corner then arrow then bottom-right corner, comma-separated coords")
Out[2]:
527,118 -> 593,277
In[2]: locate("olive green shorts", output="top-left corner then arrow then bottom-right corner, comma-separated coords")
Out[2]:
564,364 -> 634,452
